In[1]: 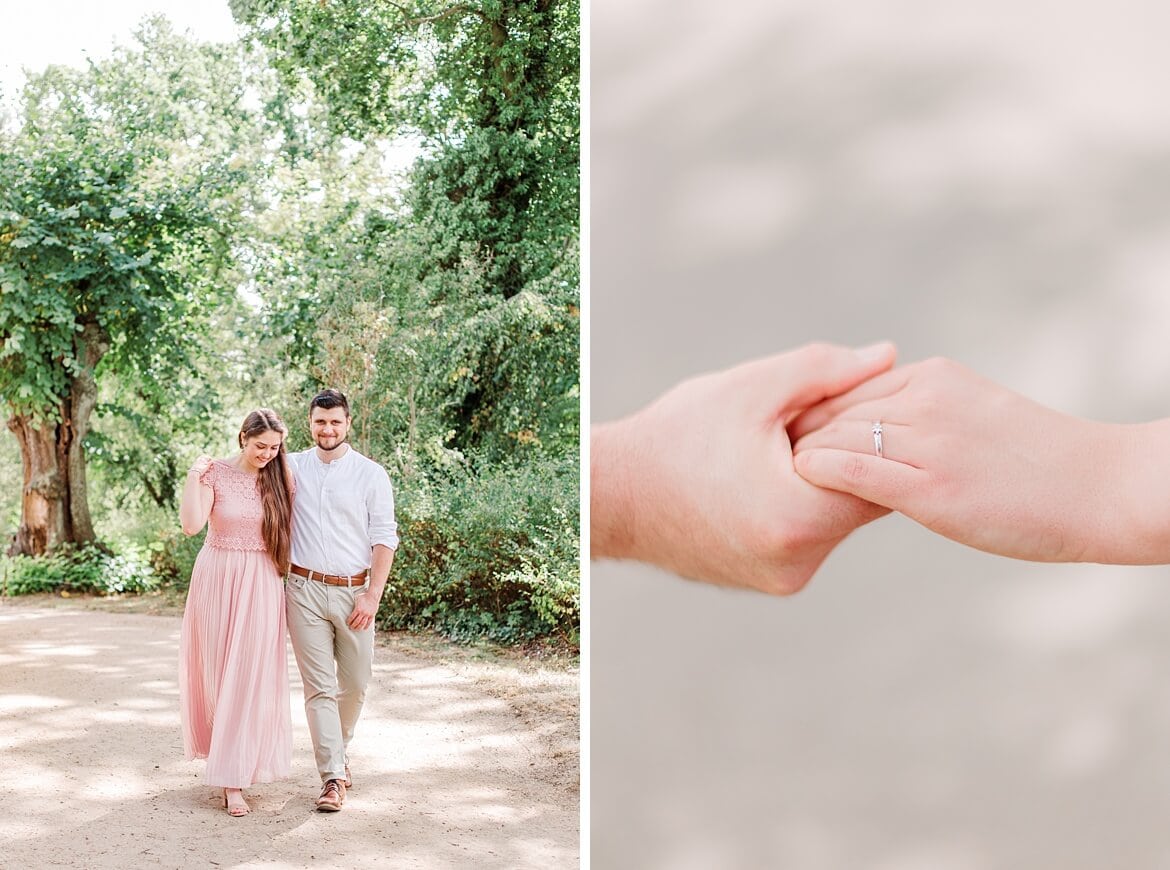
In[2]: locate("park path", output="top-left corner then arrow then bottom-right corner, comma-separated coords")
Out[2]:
0,599 -> 578,869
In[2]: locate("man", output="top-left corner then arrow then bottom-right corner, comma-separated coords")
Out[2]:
285,389 -> 399,812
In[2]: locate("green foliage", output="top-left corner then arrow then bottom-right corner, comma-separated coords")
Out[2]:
0,7 -> 579,644
0,19 -> 274,423
232,0 -> 581,644
149,526 -> 207,589
0,430 -> 20,541
232,1 -> 579,141
0,543 -> 158,596
84,295 -> 279,511
235,0 -> 580,455
382,453 -> 579,644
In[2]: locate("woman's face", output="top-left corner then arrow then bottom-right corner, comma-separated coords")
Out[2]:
241,429 -> 283,471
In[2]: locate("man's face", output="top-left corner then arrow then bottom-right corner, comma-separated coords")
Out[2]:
310,405 -> 351,452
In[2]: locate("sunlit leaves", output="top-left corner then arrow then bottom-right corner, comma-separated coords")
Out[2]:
0,20 -> 274,431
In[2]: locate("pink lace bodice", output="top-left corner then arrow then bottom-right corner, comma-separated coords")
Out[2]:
199,460 -> 267,551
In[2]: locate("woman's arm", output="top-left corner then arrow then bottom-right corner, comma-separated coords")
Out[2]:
179,455 -> 215,536
791,357 -> 1170,564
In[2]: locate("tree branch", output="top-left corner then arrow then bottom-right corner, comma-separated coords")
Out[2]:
384,1 -> 488,26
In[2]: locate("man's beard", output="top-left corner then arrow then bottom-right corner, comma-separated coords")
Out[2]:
316,436 -> 347,452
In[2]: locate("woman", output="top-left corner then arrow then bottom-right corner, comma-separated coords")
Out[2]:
178,409 -> 294,817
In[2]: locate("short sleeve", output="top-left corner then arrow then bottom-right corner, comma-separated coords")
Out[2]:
198,461 -> 219,489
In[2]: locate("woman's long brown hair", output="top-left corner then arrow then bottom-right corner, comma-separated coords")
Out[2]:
239,409 -> 292,573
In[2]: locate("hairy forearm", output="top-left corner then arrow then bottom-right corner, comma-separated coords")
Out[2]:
366,544 -> 396,600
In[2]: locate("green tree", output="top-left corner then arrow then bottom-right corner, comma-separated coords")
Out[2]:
232,0 -> 581,641
0,20 -> 274,555
234,0 -> 580,462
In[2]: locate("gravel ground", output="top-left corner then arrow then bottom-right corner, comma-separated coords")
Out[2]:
0,596 -> 579,869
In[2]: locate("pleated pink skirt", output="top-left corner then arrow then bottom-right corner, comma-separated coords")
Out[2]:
179,545 -> 292,788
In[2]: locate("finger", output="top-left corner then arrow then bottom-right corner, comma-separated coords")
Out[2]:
736,341 -> 897,419
793,419 -> 917,467
788,365 -> 912,441
794,447 -> 925,511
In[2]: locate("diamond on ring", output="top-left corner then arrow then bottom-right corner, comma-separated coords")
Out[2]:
872,422 -> 883,457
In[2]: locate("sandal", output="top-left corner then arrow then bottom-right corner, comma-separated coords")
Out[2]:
222,788 -> 250,817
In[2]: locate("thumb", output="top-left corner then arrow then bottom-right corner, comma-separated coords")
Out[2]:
794,447 -> 921,511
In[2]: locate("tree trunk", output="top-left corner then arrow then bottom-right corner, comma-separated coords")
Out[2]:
7,415 -> 72,556
6,323 -> 106,557
66,323 -> 105,543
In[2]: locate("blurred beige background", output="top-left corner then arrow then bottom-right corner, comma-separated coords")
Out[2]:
590,2 -> 1170,868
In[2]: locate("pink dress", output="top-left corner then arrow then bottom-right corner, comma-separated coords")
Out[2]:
179,460 -> 292,788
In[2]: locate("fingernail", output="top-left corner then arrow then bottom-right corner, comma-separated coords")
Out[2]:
854,341 -> 894,363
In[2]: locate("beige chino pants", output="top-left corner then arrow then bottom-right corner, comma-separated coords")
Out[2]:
285,572 -> 374,782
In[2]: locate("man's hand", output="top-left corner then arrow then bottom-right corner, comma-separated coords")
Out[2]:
346,590 -> 379,631
591,341 -> 897,594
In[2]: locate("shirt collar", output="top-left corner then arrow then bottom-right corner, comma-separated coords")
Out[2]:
310,443 -> 352,466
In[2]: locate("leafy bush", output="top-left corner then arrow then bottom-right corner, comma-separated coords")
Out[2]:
0,543 -> 158,596
149,526 -> 207,590
381,453 -> 579,646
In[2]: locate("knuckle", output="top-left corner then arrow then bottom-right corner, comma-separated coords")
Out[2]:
759,569 -> 813,597
747,518 -> 805,562
843,455 -> 870,483
918,355 -> 962,382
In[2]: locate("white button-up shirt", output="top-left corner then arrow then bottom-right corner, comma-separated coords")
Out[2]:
288,446 -> 399,577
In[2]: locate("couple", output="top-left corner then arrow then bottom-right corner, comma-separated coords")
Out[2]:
593,341 -> 1170,591
177,389 -> 399,817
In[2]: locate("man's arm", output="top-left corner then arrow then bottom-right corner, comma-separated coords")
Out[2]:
347,464 -> 400,629
346,543 -> 395,630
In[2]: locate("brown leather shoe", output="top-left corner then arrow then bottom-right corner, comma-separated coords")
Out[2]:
316,778 -> 345,812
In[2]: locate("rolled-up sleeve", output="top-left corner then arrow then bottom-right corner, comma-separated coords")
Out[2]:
367,466 -> 400,551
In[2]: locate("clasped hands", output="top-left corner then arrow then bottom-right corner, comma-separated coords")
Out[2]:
592,343 -> 1169,595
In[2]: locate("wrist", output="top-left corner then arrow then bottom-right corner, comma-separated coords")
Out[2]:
590,419 -> 640,560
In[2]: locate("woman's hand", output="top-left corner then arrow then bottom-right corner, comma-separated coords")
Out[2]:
790,357 -> 1159,563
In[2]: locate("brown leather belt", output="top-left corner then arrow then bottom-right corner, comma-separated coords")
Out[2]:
289,564 -> 369,587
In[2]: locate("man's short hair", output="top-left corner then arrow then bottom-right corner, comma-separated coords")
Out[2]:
309,388 -> 350,417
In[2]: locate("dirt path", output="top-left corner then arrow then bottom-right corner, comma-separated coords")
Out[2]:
0,597 -> 579,868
